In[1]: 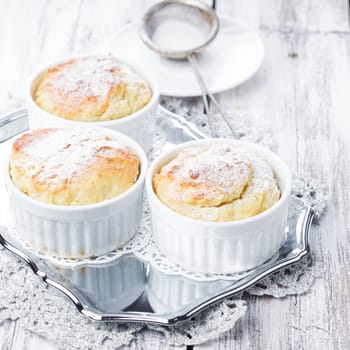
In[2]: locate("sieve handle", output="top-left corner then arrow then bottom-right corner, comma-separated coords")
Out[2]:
187,54 -> 238,138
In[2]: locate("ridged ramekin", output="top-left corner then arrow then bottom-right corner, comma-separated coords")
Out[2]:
146,139 -> 292,274
4,128 -> 148,259
53,256 -> 146,311
26,55 -> 159,153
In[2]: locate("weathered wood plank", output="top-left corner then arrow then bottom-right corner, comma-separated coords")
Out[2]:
0,1 -> 350,349
27,332 -> 58,350
0,320 -> 16,350
195,23 -> 350,350
0,320 -> 59,350
215,0 -> 350,32
9,322 -> 30,350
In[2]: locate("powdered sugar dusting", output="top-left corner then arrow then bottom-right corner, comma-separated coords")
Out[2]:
43,54 -> 147,112
49,55 -> 120,101
185,146 -> 250,197
156,144 -> 280,208
19,128 -> 131,189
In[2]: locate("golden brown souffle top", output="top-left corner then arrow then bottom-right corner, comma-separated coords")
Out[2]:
153,144 -> 281,222
9,128 -> 140,205
34,54 -> 152,121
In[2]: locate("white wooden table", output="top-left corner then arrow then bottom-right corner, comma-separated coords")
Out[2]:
0,0 -> 349,349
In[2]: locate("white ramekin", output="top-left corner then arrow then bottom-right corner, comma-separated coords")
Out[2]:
53,256 -> 146,311
146,139 -> 292,274
26,55 -> 159,153
4,127 -> 148,259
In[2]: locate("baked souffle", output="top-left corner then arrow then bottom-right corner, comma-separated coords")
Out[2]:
34,54 -> 152,121
10,128 -> 140,205
153,144 -> 281,222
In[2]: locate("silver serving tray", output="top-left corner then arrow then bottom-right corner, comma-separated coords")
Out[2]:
0,107 -> 314,325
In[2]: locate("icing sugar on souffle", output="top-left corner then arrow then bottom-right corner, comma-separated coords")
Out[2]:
153,144 -> 281,222
34,54 -> 152,121
9,128 -> 140,206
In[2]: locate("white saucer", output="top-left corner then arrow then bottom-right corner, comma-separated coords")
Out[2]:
108,14 -> 264,97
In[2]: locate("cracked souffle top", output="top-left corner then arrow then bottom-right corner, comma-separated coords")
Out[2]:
34,54 -> 152,121
9,128 -> 140,205
153,144 -> 280,222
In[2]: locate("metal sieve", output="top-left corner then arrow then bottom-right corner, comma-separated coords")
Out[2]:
140,0 -> 236,137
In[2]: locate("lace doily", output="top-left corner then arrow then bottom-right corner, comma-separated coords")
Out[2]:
147,298 -> 247,346
161,97 -> 277,150
0,246 -> 143,349
0,105 -> 328,349
0,242 -> 247,348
